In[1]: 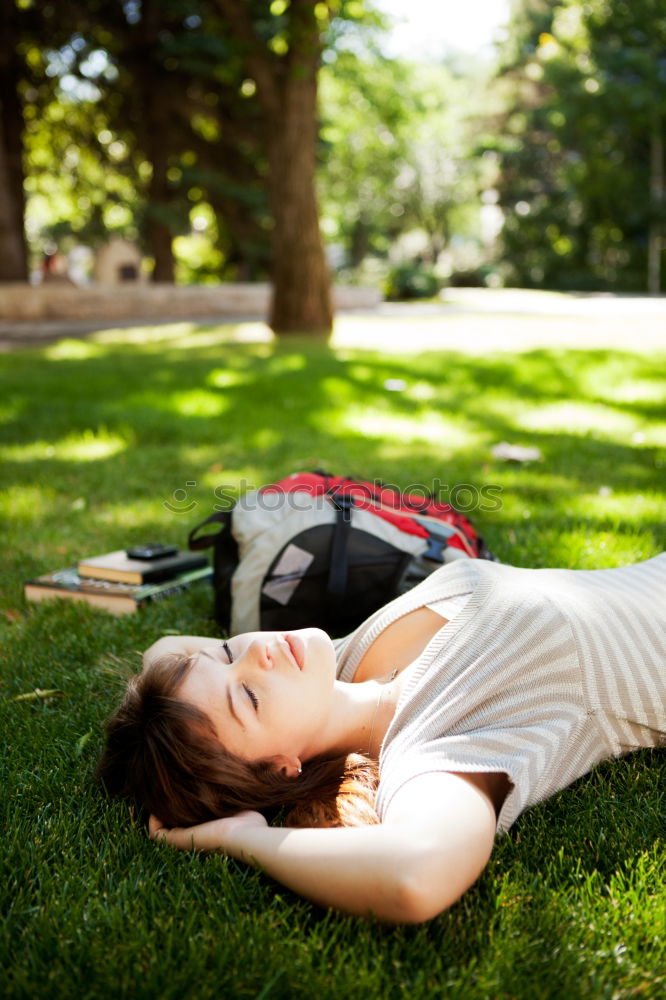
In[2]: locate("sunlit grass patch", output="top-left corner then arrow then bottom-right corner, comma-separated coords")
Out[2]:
79,320 -> 274,354
206,367 -> 253,389
96,496 -> 191,529
43,338 -> 108,361
336,408 -> 479,450
168,389 -> 230,418
576,353 -> 666,401
599,378 -> 666,404
517,400 -> 661,441
562,489 -> 665,524
0,484 -> 56,522
0,428 -> 130,463
89,320 -> 208,346
532,528 -> 659,568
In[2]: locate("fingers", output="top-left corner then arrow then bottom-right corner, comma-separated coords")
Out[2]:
148,814 -> 179,846
148,813 -> 198,851
148,814 -> 166,839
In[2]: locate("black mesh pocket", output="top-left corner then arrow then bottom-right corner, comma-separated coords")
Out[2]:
259,525 -> 410,637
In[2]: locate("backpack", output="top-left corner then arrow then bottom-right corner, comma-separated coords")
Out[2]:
188,470 -> 494,639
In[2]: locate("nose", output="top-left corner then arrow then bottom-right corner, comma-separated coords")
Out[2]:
249,637 -> 274,671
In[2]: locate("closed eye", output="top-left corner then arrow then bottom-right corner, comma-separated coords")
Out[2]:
243,683 -> 258,711
222,641 -> 234,662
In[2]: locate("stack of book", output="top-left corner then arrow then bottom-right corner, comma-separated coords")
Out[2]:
23,547 -> 212,616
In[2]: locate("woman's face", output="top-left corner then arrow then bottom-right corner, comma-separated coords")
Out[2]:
175,628 -> 337,771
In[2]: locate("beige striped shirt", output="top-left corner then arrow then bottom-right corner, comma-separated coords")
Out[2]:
335,554 -> 666,832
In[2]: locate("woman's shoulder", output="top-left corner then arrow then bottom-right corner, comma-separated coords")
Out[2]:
334,555 -> 603,683
334,558 -> 492,680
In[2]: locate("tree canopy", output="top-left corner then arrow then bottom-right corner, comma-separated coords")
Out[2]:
1,0 -> 663,318
490,0 -> 666,292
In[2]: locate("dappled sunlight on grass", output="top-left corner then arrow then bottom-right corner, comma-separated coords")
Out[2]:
37,320 -> 277,358
336,408 -> 479,450
0,323 -> 663,594
96,497 -> 193,530
574,354 -> 666,400
484,491 -> 542,522
91,321 -> 200,345
262,351 -> 309,374
90,320 -> 272,349
529,528 -> 659,568
517,400 -> 658,441
158,322 -> 273,351
479,468 -> 577,492
0,484 -> 56,523
407,381 -> 441,402
559,490 -> 665,523
0,428 -> 129,463
168,389 -> 230,418
595,377 -> 666,405
246,428 -> 283,450
43,338 -> 108,361
103,385 -> 232,423
175,444 -> 236,467
0,400 -> 22,423
207,368 -> 253,389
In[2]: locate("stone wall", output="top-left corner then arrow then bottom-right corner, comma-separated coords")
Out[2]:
0,282 -> 381,322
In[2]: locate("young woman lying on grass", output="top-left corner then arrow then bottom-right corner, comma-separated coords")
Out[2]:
96,554 -> 666,923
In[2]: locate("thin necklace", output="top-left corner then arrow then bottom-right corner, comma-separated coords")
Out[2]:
367,668 -> 398,757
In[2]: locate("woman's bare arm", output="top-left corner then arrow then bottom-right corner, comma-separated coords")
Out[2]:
150,771 -> 497,923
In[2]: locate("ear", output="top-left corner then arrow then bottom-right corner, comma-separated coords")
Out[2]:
269,755 -> 302,779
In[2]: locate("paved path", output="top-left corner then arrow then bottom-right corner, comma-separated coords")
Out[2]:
1,288 -> 664,353
333,289 -> 666,353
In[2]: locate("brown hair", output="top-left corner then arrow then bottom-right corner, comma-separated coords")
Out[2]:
95,652 -> 380,829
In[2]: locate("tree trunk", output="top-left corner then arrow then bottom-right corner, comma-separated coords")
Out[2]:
648,117 -> 664,295
349,216 -> 370,269
214,0 -> 332,332
145,134 -> 176,283
264,1 -> 331,335
0,1 -> 28,282
136,0 -> 175,283
266,79 -> 332,334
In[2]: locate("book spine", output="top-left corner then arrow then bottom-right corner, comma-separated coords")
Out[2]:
137,575 -> 210,606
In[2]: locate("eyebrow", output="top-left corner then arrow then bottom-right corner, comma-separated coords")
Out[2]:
199,647 -> 245,731
226,685 -> 245,730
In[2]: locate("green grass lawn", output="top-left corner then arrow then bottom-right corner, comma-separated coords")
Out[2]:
1,319 -> 664,999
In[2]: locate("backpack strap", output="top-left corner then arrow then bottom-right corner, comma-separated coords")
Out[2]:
188,511 -> 238,633
323,493 -> 357,631
188,509 -> 233,552
326,494 -> 354,600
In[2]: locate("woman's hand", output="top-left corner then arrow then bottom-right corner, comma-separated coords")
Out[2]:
148,810 -> 268,854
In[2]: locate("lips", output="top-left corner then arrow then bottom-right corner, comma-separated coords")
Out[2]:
284,632 -> 304,670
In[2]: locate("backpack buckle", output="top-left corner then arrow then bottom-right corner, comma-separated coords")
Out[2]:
423,534 -> 446,562
328,492 -> 355,523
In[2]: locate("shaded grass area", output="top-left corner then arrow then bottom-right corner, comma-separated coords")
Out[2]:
1,320 -> 665,998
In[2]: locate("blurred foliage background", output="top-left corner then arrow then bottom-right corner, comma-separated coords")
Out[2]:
2,0 -> 665,296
